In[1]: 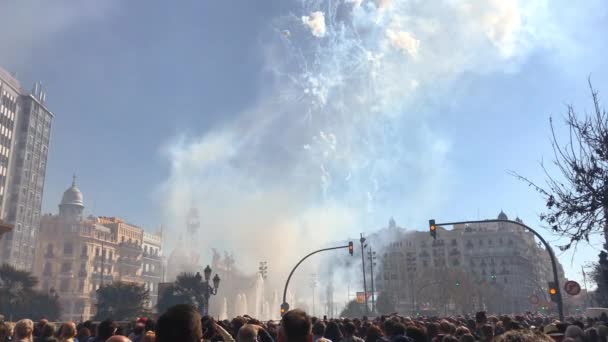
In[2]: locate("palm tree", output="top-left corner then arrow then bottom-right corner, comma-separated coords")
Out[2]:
0,263 -> 38,319
94,282 -> 150,321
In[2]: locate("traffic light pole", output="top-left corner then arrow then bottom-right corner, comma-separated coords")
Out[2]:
360,234 -> 369,315
431,218 -> 564,321
281,244 -> 352,315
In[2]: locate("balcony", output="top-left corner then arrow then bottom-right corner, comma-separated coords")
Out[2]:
118,257 -> 141,268
142,252 -> 161,260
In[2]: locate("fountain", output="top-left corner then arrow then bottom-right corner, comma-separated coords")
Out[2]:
254,273 -> 264,318
220,297 -> 228,320
272,290 -> 280,320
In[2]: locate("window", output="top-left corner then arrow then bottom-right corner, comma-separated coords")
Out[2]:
81,245 -> 88,256
96,247 -> 100,256
60,279 -> 70,292
46,243 -> 53,256
61,262 -> 72,273
43,262 -> 52,275
63,242 -> 73,255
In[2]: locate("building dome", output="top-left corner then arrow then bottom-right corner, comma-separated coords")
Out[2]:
61,176 -> 84,207
497,210 -> 508,221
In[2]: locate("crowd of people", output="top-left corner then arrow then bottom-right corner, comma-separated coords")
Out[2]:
1,307 -> 607,342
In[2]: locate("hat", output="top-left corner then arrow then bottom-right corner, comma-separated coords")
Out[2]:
137,317 -> 148,324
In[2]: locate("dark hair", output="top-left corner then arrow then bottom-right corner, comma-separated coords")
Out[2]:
76,327 -> 91,341
156,304 -> 202,342
312,322 -> 326,336
281,309 -> 311,342
405,326 -> 426,342
441,335 -> 459,342
344,323 -> 357,336
97,319 -> 118,340
324,321 -> 343,342
42,323 -> 56,338
459,334 -> 475,342
366,325 -> 383,342
145,319 -> 156,332
59,323 -> 76,339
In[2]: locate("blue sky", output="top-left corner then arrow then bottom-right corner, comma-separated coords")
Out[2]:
1,0 -> 607,285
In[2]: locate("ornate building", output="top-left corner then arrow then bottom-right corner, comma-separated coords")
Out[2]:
142,230 -> 163,308
35,178 -> 164,320
165,207 -> 201,282
374,212 -> 565,315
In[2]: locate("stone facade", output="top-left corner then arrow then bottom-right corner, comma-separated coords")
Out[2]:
35,179 -> 164,320
375,212 -> 565,314
142,230 -> 163,308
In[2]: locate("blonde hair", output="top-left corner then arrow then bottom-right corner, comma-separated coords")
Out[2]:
14,319 -> 34,339
141,330 -> 156,342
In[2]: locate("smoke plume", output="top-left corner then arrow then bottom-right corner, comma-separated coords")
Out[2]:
160,0 -> 586,292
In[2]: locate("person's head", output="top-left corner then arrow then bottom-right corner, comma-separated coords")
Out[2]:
493,330 -> 553,342
454,327 -> 470,338
35,319 -> 49,337
106,336 -> 132,342
281,309 -> 311,342
77,327 -> 91,340
232,317 -> 247,337
344,323 -> 358,337
144,320 -> 156,333
480,324 -> 494,340
565,325 -> 585,341
0,322 -> 10,340
438,320 -> 453,335
141,331 -> 156,342
238,324 -> 258,342
97,319 -> 118,340
441,335 -> 458,342
156,304 -> 202,342
324,321 -> 342,341
133,323 -> 145,335
15,319 -> 34,340
42,323 -> 56,338
586,327 -> 599,342
312,322 -> 326,337
59,322 -> 76,339
459,334 -> 475,342
365,325 -> 383,342
404,326 -> 426,342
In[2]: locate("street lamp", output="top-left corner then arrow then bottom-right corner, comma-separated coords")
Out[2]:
197,265 -> 221,315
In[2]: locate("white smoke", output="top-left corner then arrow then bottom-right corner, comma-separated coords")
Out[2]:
385,29 -> 419,57
302,11 -> 327,37
160,0 -> 594,293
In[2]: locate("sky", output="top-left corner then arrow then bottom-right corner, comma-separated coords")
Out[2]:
0,0 -> 607,288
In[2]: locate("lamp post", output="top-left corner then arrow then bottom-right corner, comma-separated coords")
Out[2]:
197,265 -> 221,315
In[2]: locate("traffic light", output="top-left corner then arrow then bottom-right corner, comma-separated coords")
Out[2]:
348,241 -> 354,256
280,302 -> 290,316
548,282 -> 558,302
429,219 -> 437,240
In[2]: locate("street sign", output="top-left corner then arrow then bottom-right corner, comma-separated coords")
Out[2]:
529,294 -> 540,305
564,280 -> 581,296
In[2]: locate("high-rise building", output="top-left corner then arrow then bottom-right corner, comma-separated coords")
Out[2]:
0,67 -> 53,270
